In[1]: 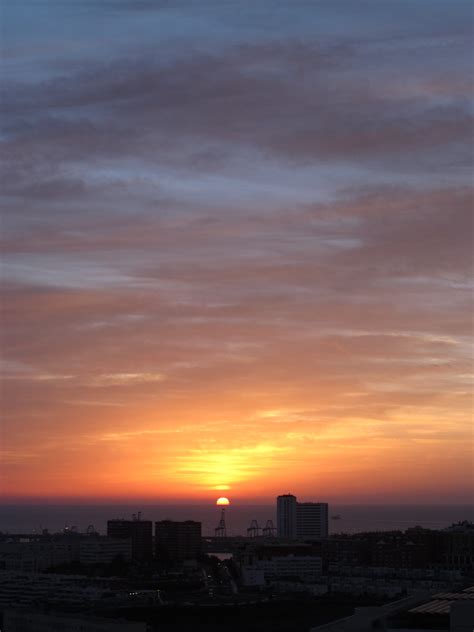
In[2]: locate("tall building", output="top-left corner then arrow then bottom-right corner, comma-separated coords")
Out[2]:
276,494 -> 297,539
296,502 -> 328,540
155,520 -> 202,563
276,495 -> 329,540
107,516 -> 153,561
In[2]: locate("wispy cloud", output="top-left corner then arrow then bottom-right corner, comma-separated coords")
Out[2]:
88,373 -> 167,387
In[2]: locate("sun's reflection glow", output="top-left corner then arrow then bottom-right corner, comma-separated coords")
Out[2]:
173,444 -> 287,490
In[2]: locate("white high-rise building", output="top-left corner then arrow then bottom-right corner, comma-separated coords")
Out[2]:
296,502 -> 328,540
276,494 -> 297,539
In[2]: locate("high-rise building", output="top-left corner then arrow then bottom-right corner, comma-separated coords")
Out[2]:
107,516 -> 153,561
276,495 -> 329,540
296,502 -> 328,540
276,494 -> 297,539
155,520 -> 202,563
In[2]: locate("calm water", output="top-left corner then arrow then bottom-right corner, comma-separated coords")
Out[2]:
0,504 -> 472,536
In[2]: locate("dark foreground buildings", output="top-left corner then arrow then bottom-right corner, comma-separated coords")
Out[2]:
155,520 -> 202,563
107,515 -> 153,561
1,514 -> 472,632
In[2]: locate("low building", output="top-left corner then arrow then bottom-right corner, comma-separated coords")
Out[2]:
79,535 -> 132,564
0,538 -> 79,572
0,571 -> 126,611
442,523 -> 474,573
242,554 -> 323,586
322,537 -> 370,567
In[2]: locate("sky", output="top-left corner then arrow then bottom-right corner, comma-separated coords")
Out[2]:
1,0 -> 473,504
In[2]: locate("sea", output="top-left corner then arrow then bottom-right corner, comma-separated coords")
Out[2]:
0,504 -> 472,537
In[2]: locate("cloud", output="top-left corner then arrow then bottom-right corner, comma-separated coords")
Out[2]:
1,0 -> 472,501
88,372 -> 166,387
2,30 -> 471,209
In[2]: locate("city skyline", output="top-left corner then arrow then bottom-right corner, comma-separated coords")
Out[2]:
1,1 -> 473,504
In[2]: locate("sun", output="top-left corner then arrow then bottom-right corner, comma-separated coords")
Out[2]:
216,497 -> 230,506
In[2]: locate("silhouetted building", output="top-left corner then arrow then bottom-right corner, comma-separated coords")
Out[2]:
277,495 -> 329,540
79,535 -> 132,564
106,520 -> 131,540
277,494 -> 297,539
107,516 -> 152,561
322,536 -> 370,567
237,542 -> 323,587
242,554 -> 322,586
0,537 -> 79,572
371,539 -> 428,569
405,526 -> 445,566
155,520 -> 202,563
0,572 -> 153,613
442,523 -> 474,573
297,503 -> 329,540
238,542 -> 322,565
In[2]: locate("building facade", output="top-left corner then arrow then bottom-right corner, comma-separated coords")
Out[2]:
277,495 -> 329,540
107,517 -> 153,561
0,538 -> 79,573
277,494 -> 297,539
155,520 -> 202,563
79,536 -> 132,565
296,503 -> 329,540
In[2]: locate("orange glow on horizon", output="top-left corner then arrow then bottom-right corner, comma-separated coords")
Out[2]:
2,389 -> 472,504
1,356 -> 473,504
